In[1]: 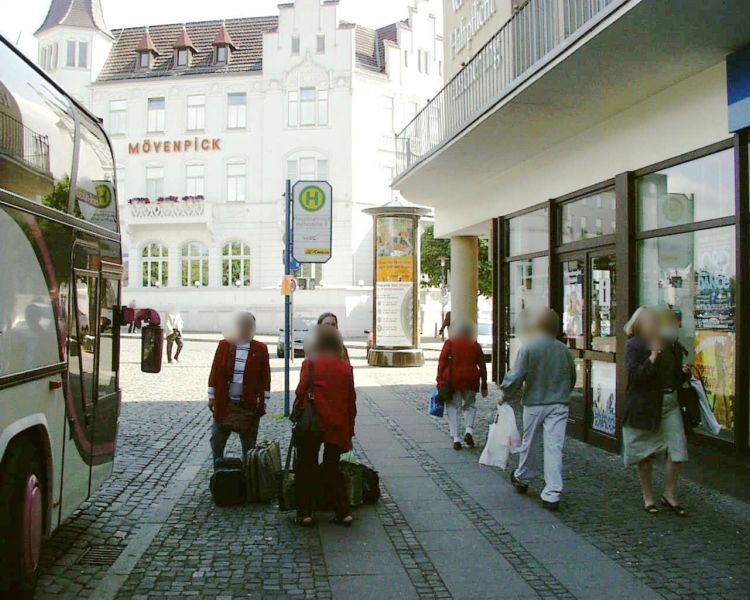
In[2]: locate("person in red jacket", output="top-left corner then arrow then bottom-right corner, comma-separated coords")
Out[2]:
437,321 -> 488,450
208,312 -> 271,461
292,326 -> 357,527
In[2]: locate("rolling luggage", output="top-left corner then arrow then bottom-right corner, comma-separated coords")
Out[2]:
210,457 -> 246,506
246,441 -> 282,503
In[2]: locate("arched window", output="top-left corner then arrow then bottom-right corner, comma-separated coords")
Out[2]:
141,243 -> 168,287
222,241 -> 251,287
181,242 -> 209,287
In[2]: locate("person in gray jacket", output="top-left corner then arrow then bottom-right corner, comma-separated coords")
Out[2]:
500,308 -> 576,510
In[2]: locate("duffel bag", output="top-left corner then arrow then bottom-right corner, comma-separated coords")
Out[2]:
210,457 -> 247,506
246,441 -> 282,503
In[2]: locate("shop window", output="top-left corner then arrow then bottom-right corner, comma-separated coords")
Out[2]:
147,97 -> 166,133
141,243 -> 168,288
226,161 -> 246,202
637,149 -> 734,232
181,242 -> 209,287
186,95 -> 205,131
637,226 -> 736,439
227,93 -> 247,129
508,207 -> 549,257
222,241 -> 250,286
560,190 -> 616,244
506,256 -> 549,367
590,254 -> 617,353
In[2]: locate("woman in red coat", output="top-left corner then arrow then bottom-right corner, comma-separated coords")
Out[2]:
437,321 -> 488,450
208,312 -> 270,462
292,326 -> 356,527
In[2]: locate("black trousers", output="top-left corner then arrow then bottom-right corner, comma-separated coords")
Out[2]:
295,440 -> 348,519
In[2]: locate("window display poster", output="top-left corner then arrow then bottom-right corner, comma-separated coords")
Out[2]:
694,330 -> 735,432
375,216 -> 415,347
591,361 -> 617,436
694,246 -> 735,331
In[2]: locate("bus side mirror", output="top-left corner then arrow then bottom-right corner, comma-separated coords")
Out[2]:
141,325 -> 164,373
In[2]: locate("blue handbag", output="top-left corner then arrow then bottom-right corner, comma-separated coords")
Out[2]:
429,388 -> 444,418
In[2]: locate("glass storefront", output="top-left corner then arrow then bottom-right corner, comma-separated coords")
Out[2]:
497,140 -> 747,452
637,227 -> 736,439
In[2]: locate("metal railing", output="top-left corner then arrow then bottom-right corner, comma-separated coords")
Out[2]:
0,112 -> 51,172
395,0 -> 625,178
129,200 -> 209,221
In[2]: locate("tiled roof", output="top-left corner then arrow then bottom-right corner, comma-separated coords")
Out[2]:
36,0 -> 111,38
97,17 -> 278,82
355,22 -> 399,74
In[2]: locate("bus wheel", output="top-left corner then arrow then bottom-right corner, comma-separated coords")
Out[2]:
0,437 -> 45,597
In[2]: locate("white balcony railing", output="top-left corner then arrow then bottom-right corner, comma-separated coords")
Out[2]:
395,0 -> 627,178
127,200 -> 211,224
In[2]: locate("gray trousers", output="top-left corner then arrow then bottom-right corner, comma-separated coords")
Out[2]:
446,390 -> 477,442
514,403 -> 569,503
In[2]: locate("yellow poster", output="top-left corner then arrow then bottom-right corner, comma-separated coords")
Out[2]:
376,217 -> 414,283
694,330 -> 735,431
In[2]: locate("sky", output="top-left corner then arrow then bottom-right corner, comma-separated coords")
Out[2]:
2,0 -> 439,62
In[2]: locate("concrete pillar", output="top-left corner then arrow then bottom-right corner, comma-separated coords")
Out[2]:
450,236 -> 478,331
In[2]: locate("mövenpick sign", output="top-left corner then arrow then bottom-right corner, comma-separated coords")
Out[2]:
292,181 -> 333,264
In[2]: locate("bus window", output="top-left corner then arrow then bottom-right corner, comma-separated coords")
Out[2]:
97,277 -> 119,398
70,273 -> 98,424
0,207 -> 59,376
75,114 -> 118,232
0,40 -> 76,208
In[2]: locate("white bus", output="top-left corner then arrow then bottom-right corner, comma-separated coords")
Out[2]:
0,35 -> 153,595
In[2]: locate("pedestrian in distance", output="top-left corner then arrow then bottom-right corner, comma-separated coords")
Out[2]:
500,308 -> 576,511
317,311 -> 350,363
208,312 -> 271,462
292,326 -> 357,527
436,321 -> 488,450
623,306 -> 690,516
165,307 -> 184,363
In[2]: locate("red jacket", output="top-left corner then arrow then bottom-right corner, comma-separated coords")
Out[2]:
437,337 -> 488,393
209,339 -> 271,420
293,356 -> 357,451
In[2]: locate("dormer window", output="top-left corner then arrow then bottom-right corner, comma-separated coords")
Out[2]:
216,45 -> 228,64
173,26 -> 196,69
138,51 -> 151,69
212,23 -> 237,65
135,28 -> 159,71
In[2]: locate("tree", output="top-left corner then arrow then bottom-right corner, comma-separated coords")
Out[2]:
420,224 -> 493,297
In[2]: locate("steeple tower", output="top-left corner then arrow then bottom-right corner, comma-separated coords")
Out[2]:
34,0 -> 114,108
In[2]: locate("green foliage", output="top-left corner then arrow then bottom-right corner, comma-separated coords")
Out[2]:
420,224 -> 493,298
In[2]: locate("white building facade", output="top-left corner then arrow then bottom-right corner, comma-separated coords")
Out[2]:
35,0 -> 443,335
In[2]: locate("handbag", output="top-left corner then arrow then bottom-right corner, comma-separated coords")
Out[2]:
428,388 -> 444,417
292,362 -> 323,445
437,349 -> 453,404
677,381 -> 701,434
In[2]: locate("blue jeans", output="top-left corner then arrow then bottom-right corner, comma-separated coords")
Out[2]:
210,417 -> 259,462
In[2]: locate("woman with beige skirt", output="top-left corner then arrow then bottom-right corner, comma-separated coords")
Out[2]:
623,307 -> 691,516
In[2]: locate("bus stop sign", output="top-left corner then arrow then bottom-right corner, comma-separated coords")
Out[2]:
292,181 -> 332,264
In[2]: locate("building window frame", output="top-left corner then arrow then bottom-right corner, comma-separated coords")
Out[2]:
145,165 -> 164,200
108,99 -> 127,136
186,94 -> 206,132
181,241 -> 209,287
292,36 -> 300,55
185,163 -> 205,197
227,93 -> 247,130
141,242 -> 168,288
288,87 -> 329,128
226,161 -> 246,202
316,34 -> 326,54
222,241 -> 251,287
147,97 -> 166,133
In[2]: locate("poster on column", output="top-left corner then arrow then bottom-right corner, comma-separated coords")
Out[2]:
694,330 -> 735,432
375,216 -> 415,347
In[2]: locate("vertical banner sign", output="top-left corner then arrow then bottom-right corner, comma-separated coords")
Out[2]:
375,216 -> 415,347
292,181 -> 333,264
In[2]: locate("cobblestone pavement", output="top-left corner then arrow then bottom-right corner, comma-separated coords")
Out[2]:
35,339 -> 750,599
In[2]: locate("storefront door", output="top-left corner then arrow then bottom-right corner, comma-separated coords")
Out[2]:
559,249 -> 618,452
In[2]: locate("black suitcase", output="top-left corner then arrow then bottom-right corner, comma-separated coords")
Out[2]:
210,457 -> 247,506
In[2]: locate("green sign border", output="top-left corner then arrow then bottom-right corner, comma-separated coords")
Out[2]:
298,185 -> 326,212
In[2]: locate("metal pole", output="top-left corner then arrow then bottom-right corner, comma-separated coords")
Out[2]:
284,179 -> 292,417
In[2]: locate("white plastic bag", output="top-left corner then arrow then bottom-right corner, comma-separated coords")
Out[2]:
479,404 -> 521,470
691,378 -> 722,436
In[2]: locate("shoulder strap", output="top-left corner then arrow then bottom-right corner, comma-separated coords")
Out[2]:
307,361 -> 315,401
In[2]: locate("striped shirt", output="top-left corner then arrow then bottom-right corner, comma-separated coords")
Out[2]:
229,343 -> 250,402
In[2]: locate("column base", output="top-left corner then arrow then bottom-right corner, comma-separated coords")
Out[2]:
367,348 -> 424,368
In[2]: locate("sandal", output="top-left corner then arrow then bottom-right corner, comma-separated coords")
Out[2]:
293,515 -> 316,527
643,504 -> 659,515
661,497 -> 687,517
332,515 -> 353,527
